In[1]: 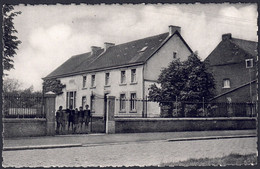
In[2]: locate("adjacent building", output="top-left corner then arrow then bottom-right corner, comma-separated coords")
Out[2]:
205,33 -> 258,103
43,25 -> 193,117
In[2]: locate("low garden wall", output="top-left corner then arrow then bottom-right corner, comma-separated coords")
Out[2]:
3,118 -> 47,138
115,117 -> 256,133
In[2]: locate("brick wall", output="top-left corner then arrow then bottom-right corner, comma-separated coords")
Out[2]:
3,118 -> 47,138
115,117 -> 256,133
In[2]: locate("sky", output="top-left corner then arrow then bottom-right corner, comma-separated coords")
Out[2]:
5,3 -> 258,91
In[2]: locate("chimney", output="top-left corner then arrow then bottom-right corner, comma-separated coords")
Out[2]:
222,33 -> 232,41
91,46 -> 101,55
104,42 -> 115,50
169,25 -> 181,36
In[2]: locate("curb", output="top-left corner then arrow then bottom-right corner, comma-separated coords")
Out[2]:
3,144 -> 83,151
167,134 -> 256,142
3,134 -> 256,151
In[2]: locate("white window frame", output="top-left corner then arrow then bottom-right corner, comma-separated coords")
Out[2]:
90,95 -> 95,113
91,74 -> 96,87
245,59 -> 253,68
130,92 -> 137,112
66,91 -> 77,109
83,75 -> 87,88
105,72 -> 110,86
131,69 -> 137,83
223,79 -> 230,88
82,96 -> 87,107
120,70 -> 126,84
119,93 -> 126,112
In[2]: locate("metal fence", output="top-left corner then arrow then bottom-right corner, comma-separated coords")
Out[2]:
3,93 -> 45,118
114,97 -> 257,118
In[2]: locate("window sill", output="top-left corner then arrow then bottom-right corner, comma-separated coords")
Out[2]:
82,87 -> 88,90
119,111 -> 126,113
222,87 -> 230,89
129,110 -> 137,113
119,83 -> 127,86
130,82 -> 137,85
104,85 -> 111,87
90,86 -> 96,89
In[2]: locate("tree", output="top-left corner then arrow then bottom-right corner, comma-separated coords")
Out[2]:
3,4 -> 21,71
148,53 -> 215,117
3,77 -> 22,93
43,79 -> 66,95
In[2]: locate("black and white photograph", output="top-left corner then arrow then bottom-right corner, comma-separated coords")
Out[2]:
2,1 -> 258,167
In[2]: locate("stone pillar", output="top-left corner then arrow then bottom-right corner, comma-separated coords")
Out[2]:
106,96 -> 115,134
44,91 -> 56,136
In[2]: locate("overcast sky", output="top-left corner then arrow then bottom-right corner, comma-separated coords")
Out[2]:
6,3 -> 258,91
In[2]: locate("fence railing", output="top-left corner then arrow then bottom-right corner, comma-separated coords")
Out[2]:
114,97 -> 257,118
3,93 -> 45,118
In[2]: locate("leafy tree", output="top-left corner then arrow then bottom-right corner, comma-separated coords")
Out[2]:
148,53 -> 215,117
43,79 -> 66,95
3,4 -> 21,71
3,77 -> 22,93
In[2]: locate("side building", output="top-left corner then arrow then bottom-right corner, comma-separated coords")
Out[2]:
43,25 -> 192,118
205,33 -> 257,103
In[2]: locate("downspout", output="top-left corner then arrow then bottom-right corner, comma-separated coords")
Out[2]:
142,64 -> 145,118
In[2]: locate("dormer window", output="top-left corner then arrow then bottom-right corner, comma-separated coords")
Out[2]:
245,59 -> 253,68
139,46 -> 148,52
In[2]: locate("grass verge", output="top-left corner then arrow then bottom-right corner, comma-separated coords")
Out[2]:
159,153 -> 257,166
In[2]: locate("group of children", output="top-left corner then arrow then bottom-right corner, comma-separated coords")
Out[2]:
55,104 -> 91,134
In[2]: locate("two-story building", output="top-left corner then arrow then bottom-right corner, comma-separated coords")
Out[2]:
205,33 -> 258,103
43,25 -> 193,117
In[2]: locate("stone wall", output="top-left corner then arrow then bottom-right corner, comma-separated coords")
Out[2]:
115,117 -> 256,133
3,118 -> 47,138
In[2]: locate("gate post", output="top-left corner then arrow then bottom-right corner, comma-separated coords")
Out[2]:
44,91 -> 56,136
106,96 -> 115,134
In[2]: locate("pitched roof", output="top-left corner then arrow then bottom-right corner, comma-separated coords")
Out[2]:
205,37 -> 257,66
44,31 -> 192,79
230,38 -> 257,57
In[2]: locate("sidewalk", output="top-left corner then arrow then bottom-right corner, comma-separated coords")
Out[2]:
3,130 -> 256,151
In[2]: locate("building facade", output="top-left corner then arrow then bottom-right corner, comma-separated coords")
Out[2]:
43,25 -> 193,117
205,33 -> 257,103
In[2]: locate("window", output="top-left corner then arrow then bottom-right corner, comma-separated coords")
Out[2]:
138,46 -> 148,52
66,91 -> 76,108
105,73 -> 110,86
130,93 -> 137,111
173,52 -> 177,59
245,59 -> 253,68
83,75 -> 87,88
90,95 -> 95,112
82,96 -> 86,107
121,71 -> 126,84
119,94 -> 126,111
223,79 -> 230,88
131,69 -> 136,83
91,75 -> 95,87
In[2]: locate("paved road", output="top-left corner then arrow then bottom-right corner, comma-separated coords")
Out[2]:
4,130 -> 256,148
2,137 -> 257,167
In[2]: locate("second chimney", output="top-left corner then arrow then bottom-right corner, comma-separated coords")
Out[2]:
104,42 -> 115,50
91,46 -> 101,55
169,25 -> 181,36
222,33 -> 232,41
